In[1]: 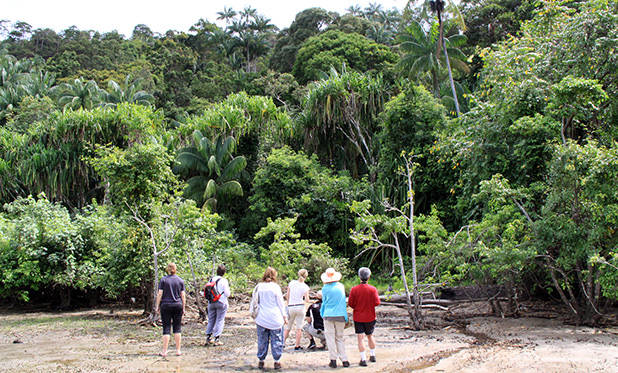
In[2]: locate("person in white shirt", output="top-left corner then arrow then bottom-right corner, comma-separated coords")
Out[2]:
284,268 -> 310,350
249,267 -> 288,370
205,264 -> 231,346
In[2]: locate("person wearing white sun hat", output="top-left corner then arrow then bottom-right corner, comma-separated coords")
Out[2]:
320,267 -> 350,368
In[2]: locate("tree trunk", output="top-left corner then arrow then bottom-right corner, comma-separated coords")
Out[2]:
151,253 -> 159,321
142,277 -> 154,316
406,158 -> 422,327
432,68 -> 440,98
59,287 -> 71,310
393,234 -> 420,329
442,37 -> 460,117
187,250 -> 206,321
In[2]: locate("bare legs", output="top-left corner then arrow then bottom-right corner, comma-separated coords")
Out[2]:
174,333 -> 182,355
295,328 -> 302,347
284,328 -> 303,348
162,335 -> 170,357
357,333 -> 376,352
161,333 -> 182,357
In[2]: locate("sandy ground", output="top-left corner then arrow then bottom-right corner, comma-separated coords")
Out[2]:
0,302 -> 617,372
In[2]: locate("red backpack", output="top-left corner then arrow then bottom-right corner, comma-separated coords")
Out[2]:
203,278 -> 222,302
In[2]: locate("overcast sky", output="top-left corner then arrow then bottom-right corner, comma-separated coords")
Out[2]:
2,0 -> 410,37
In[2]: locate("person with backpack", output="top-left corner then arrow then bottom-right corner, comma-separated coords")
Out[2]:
284,268 -> 310,350
249,267 -> 288,370
154,262 -> 186,357
348,267 -> 380,366
205,264 -> 231,346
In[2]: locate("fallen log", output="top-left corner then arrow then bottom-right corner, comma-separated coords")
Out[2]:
379,295 -> 456,306
379,294 -> 511,305
380,301 -> 449,311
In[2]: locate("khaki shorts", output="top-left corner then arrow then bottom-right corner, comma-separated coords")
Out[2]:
287,305 -> 305,329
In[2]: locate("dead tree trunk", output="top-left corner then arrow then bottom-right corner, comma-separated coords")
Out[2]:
393,234 -> 419,329
405,155 -> 422,328
186,250 -> 206,321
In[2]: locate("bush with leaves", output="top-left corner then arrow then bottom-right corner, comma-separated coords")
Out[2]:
243,146 -> 369,255
378,85 -> 459,226
534,141 -> 618,321
0,194 -> 106,305
254,216 -> 349,285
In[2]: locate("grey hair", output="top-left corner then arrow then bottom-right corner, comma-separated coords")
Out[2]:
358,267 -> 371,281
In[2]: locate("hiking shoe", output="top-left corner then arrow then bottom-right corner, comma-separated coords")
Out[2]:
329,360 -> 337,368
274,362 -> 282,370
258,361 -> 265,369
294,346 -> 303,351
369,356 -> 376,363
213,337 -> 223,346
359,360 -> 368,367
342,361 -> 350,367
307,340 -> 316,350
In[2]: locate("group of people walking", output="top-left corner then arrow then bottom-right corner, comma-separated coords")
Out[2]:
154,263 -> 381,370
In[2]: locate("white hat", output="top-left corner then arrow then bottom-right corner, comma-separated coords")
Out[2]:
321,267 -> 342,283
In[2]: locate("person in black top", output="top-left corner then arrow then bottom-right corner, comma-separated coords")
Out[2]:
155,262 -> 186,357
302,291 -> 326,349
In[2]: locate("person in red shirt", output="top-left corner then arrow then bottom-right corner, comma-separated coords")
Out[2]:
347,267 -> 380,367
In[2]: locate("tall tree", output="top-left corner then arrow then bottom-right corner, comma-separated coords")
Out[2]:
302,66 -> 387,180
397,20 -> 468,99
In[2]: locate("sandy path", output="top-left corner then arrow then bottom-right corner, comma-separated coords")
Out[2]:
0,305 -> 616,372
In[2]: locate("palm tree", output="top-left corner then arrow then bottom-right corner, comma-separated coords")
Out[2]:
240,6 -> 258,23
367,24 -> 393,44
0,86 -> 22,119
24,71 -> 55,97
397,21 -> 468,99
216,7 -> 237,24
103,74 -> 154,108
228,12 -> 276,73
365,2 -> 384,18
52,77 -> 102,110
174,131 -> 246,212
427,0 -> 466,115
346,5 -> 363,16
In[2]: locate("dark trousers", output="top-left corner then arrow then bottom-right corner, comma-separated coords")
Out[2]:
161,303 -> 183,335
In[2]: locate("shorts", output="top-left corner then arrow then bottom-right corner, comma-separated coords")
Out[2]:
354,320 -> 376,335
161,303 -> 183,335
287,305 -> 305,329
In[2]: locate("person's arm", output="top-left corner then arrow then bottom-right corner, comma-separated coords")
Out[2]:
286,285 -> 291,306
276,286 -> 288,324
181,290 -> 186,314
223,278 -> 231,297
155,289 -> 163,313
250,284 -> 260,316
303,288 -> 310,304
348,287 -> 356,309
374,287 -> 381,306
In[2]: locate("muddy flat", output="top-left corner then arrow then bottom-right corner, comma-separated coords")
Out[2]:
1,303 -> 616,372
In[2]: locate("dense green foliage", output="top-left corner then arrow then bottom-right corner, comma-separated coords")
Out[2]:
292,30 -> 397,84
0,0 -> 616,322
